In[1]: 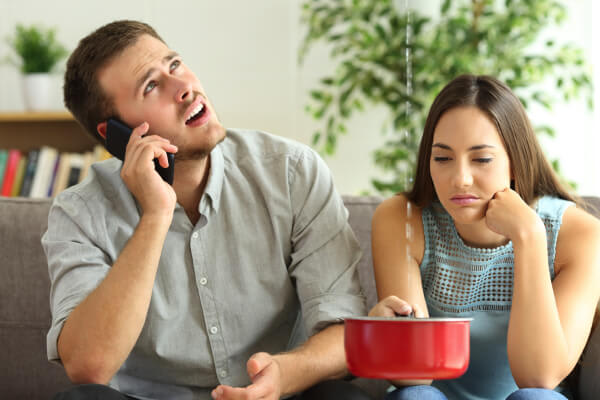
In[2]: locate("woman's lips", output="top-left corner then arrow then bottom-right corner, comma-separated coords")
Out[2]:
450,195 -> 479,205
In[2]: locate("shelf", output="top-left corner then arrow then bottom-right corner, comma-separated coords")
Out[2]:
0,111 -> 98,153
0,111 -> 74,122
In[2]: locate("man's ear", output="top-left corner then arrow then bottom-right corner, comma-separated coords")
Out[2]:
97,121 -> 107,140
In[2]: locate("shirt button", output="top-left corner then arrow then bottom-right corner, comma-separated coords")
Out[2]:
192,232 -> 199,239
210,326 -> 219,334
199,277 -> 208,285
219,369 -> 228,378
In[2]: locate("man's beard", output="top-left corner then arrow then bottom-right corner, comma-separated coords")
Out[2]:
173,127 -> 226,162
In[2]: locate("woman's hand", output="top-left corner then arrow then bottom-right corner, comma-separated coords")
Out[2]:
485,188 -> 545,243
368,295 -> 426,318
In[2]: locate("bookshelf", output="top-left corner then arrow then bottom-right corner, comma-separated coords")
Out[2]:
0,111 -> 98,153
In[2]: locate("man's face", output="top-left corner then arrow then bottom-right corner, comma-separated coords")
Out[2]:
98,34 -> 225,160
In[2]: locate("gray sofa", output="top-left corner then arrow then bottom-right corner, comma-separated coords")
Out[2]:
1,195 -> 599,399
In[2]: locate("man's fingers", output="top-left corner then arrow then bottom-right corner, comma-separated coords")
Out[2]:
127,139 -> 177,168
131,121 -> 149,138
212,383 -> 268,400
247,352 -> 270,379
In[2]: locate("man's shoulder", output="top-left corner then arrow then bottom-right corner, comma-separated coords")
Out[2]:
55,157 -> 127,206
222,128 -> 312,163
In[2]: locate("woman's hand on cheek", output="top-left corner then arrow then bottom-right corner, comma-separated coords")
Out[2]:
485,188 -> 543,241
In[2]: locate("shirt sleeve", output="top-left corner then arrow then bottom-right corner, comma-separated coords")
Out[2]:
41,191 -> 112,363
288,147 -> 367,337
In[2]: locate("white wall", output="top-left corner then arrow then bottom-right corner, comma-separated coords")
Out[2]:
0,0 -> 595,195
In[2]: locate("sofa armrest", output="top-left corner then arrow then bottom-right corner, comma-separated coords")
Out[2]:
579,320 -> 600,399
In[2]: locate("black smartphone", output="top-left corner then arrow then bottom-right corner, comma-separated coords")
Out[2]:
106,118 -> 174,185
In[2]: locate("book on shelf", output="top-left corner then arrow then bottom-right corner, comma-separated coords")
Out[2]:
66,153 -> 84,188
0,144 -> 114,198
1,150 -> 22,196
11,156 -> 27,197
19,149 -> 39,197
30,147 -> 59,198
51,153 -> 72,197
0,149 -> 8,190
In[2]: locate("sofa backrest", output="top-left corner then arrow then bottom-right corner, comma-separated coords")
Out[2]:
0,195 -> 387,398
0,197 -> 72,398
1,195 -> 599,399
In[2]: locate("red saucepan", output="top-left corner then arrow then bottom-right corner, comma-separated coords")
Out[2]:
344,316 -> 472,380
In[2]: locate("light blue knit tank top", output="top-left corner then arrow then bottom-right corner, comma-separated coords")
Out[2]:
421,196 -> 573,400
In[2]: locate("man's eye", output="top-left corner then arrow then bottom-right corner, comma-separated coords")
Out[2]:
475,158 -> 493,163
170,60 -> 181,71
433,157 -> 450,162
144,81 -> 157,94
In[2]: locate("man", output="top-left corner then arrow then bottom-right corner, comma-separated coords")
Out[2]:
43,20 -> 369,400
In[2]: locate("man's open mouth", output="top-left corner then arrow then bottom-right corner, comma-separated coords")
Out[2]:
185,103 -> 206,125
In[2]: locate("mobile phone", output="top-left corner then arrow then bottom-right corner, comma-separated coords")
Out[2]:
106,118 -> 174,185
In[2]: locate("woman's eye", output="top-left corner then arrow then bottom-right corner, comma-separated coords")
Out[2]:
170,60 -> 181,71
433,156 -> 451,162
474,158 -> 493,163
144,81 -> 157,95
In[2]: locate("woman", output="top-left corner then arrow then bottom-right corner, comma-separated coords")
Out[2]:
369,75 -> 600,400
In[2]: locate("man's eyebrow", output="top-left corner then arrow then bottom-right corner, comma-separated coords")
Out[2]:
135,51 -> 180,94
432,143 -> 496,151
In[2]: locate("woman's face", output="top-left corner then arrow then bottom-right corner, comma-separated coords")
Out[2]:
430,106 -> 512,225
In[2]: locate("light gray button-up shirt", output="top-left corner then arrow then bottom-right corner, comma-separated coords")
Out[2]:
42,129 -> 366,399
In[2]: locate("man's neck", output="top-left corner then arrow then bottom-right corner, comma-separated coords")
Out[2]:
172,156 -> 211,224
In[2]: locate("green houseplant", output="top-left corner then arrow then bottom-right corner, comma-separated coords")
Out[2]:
6,23 -> 68,110
300,0 -> 593,194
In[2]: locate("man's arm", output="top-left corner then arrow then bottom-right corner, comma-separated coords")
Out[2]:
213,146 -> 365,400
58,213 -> 171,384
55,124 -> 178,384
212,324 -> 346,400
275,323 -> 347,394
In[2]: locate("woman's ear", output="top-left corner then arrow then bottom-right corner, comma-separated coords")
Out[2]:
97,121 -> 107,140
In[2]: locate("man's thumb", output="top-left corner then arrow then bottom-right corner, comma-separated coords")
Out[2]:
247,352 -> 270,379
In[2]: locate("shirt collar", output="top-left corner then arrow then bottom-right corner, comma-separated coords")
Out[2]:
202,142 -> 224,214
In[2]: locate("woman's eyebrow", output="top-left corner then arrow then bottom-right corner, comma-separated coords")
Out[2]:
432,143 -> 496,151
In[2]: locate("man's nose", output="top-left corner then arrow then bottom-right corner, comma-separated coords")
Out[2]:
173,77 -> 193,103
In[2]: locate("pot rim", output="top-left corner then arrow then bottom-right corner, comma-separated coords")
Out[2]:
345,316 -> 473,322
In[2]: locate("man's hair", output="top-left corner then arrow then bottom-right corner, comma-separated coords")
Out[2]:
63,20 -> 165,142
405,74 -> 576,207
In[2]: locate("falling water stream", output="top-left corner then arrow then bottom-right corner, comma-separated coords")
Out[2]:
403,0 -> 414,307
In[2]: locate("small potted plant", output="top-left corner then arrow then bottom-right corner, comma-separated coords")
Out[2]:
6,23 -> 68,111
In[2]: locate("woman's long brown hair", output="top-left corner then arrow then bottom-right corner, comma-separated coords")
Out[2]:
405,74 -> 577,207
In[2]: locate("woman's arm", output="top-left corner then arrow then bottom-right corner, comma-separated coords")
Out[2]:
370,194 -> 431,386
487,190 -> 600,388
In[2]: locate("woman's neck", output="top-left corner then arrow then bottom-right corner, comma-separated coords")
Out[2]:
454,219 -> 510,249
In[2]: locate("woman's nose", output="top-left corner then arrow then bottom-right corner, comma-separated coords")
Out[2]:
452,164 -> 473,188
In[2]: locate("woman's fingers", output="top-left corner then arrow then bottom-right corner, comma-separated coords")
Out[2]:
369,295 -> 415,317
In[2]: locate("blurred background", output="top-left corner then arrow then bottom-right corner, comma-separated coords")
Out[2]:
0,0 -> 596,196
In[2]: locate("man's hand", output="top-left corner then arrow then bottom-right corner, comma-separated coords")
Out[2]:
211,352 -> 282,400
120,122 -> 178,217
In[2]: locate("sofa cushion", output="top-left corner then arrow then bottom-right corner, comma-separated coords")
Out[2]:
0,197 -> 73,397
343,195 -> 383,310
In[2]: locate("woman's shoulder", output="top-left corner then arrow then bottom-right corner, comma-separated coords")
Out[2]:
560,202 -> 600,239
372,195 -> 426,264
373,194 -> 423,224
555,200 -> 600,271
